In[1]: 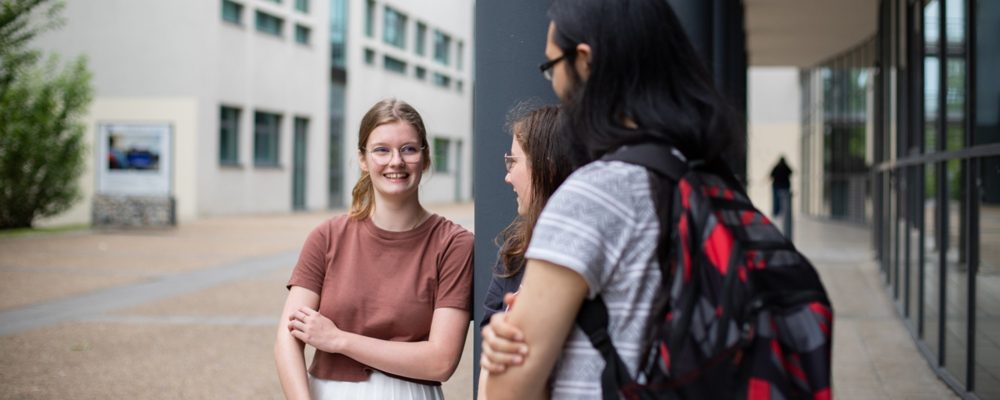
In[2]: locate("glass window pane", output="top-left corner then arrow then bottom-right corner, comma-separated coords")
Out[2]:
434,31 -> 450,66
329,0 -> 346,67
222,0 -> 242,25
255,11 -> 283,37
415,23 -> 427,56
908,166 -> 922,324
364,0 -> 375,38
432,72 -> 450,88
364,48 -> 375,65
433,138 -> 449,173
383,7 -> 406,49
295,25 -> 310,45
254,112 -> 280,166
923,162 -> 941,356
943,158 -> 969,386
384,56 -> 406,74
946,0 -> 964,45
925,0 -> 941,153
219,106 -> 240,164
295,0 -> 309,13
946,58 -> 965,151
415,66 -> 426,80
976,155 -> 1000,398
974,1 -> 999,146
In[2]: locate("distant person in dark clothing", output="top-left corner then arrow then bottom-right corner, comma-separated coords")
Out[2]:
770,156 -> 793,216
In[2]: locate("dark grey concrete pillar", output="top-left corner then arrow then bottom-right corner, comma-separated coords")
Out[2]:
472,1 -> 556,395
669,0 -> 748,182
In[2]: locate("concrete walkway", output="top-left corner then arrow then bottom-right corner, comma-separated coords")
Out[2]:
0,203 -> 475,400
0,204 -> 958,399
792,216 -> 958,400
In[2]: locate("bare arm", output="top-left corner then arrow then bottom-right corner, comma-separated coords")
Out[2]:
290,307 -> 469,382
485,259 -> 588,400
275,286 -> 319,400
478,367 -> 489,399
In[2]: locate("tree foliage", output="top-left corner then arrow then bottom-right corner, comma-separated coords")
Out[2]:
0,0 -> 93,228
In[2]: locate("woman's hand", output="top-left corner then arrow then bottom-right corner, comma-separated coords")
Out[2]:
288,307 -> 342,353
480,293 -> 529,374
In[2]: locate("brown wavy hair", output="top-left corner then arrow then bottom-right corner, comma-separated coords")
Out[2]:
349,99 -> 431,219
496,103 -> 586,277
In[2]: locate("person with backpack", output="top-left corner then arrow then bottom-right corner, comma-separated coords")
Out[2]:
484,1 -> 832,399
477,103 -> 587,399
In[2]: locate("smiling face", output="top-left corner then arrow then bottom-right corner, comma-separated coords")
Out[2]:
504,132 -> 532,216
359,121 -> 424,200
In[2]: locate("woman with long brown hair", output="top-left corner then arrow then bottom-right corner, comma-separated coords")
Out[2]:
477,103 -> 586,398
275,98 -> 474,399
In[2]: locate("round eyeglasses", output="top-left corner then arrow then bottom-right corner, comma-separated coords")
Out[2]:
503,153 -> 522,173
366,144 -> 425,165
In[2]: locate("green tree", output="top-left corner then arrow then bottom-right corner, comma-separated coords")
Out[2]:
0,0 -> 93,229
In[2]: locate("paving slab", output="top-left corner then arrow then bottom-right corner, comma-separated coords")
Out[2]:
0,203 -> 475,399
795,217 -> 959,400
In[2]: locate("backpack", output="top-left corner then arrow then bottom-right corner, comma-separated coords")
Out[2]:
576,142 -> 833,400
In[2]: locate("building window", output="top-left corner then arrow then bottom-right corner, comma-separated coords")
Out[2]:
432,72 -> 450,88
384,56 -> 406,74
433,137 -> 450,173
254,111 -> 281,166
415,22 -> 427,56
457,41 -> 463,71
364,0 -> 375,38
383,6 -> 406,49
415,66 -> 426,80
456,80 -> 463,93
330,0 -> 347,67
219,106 -> 240,165
295,24 -> 310,44
255,11 -> 283,37
263,0 -> 280,3
364,48 -> 375,65
295,0 -> 308,13
433,30 -> 450,65
221,0 -> 243,25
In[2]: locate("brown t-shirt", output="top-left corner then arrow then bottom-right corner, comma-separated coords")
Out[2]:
287,213 -> 474,384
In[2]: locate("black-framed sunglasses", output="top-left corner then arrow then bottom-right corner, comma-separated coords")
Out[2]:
538,54 -> 568,81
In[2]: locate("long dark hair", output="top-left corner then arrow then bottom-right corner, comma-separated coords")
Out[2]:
547,0 -> 740,161
496,103 -> 585,277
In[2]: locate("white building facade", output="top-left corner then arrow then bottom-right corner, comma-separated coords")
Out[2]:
341,0 -> 474,206
30,0 -> 472,226
32,0 -> 330,225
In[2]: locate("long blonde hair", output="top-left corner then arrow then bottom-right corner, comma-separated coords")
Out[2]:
349,99 -> 431,219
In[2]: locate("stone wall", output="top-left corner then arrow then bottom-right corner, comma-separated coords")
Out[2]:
92,195 -> 175,227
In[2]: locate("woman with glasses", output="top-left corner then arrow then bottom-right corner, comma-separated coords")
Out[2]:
275,98 -> 474,400
476,103 -> 586,399
483,0 -> 739,399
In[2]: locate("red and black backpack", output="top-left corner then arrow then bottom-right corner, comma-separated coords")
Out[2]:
576,142 -> 833,400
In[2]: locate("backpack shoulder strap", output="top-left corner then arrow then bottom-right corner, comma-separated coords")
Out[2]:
576,142 -> 688,398
577,297 -> 634,400
600,142 -> 689,181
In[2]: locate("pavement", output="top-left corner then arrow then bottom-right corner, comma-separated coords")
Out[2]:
0,203 -> 960,399
791,216 -> 959,400
0,203 -> 474,399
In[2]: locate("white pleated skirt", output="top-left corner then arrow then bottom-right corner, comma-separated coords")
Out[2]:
309,371 -> 444,400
